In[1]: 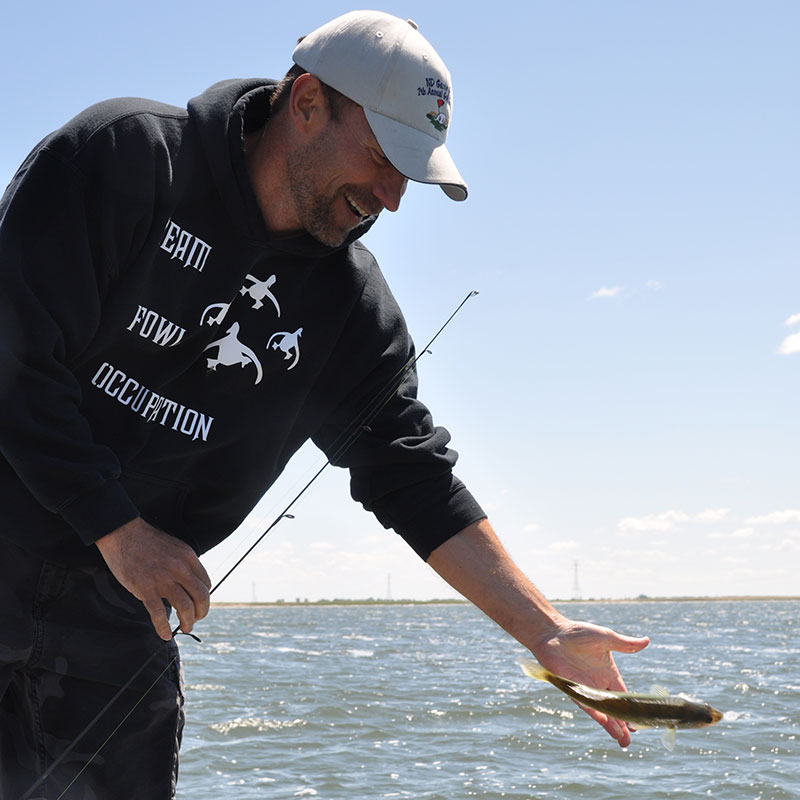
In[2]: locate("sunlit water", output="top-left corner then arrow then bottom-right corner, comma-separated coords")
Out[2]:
177,600 -> 799,799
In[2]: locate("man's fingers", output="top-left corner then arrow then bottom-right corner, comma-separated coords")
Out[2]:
144,574 -> 209,638
143,562 -> 210,636
609,719 -> 631,748
159,549 -> 211,627
580,704 -> 631,748
191,558 -> 212,590
188,571 -> 212,619
176,565 -> 212,622
166,583 -> 198,633
611,634 -> 650,654
143,595 -> 174,641
165,566 -> 213,632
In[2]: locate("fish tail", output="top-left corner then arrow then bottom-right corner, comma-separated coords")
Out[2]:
518,658 -> 554,684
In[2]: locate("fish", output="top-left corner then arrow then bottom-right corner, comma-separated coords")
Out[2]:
518,659 -> 723,750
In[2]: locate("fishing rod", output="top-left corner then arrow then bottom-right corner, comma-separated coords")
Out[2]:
210,289 -> 479,598
19,289 -> 479,800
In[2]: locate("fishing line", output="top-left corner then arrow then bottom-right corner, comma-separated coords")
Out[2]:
18,630 -> 199,800
19,289 -> 478,799
184,290 -> 478,589
210,289 -> 479,597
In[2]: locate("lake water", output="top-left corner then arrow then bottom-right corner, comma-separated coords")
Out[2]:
177,600 -> 798,799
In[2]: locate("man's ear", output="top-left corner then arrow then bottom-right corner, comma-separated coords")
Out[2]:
287,73 -> 329,134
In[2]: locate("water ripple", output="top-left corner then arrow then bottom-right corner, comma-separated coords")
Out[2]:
178,600 -> 799,799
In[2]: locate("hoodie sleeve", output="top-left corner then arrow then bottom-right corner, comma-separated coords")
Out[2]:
0,112 -> 163,545
311,258 -> 486,560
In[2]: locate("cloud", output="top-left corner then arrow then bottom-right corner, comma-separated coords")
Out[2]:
589,282 -> 668,300
696,508 -> 730,522
547,540 -> 579,552
722,555 -> 748,565
611,547 -> 675,561
590,286 -> 623,299
617,510 -> 689,534
745,509 -> 800,525
756,537 -> 800,552
776,538 -> 800,551
778,331 -> 800,355
778,313 -> 800,354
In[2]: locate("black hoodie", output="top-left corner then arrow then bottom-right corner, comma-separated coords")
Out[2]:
0,79 -> 485,565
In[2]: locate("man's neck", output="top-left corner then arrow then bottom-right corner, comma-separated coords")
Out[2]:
243,122 -> 301,237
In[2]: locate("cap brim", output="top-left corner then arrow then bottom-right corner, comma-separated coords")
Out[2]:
364,108 -> 468,202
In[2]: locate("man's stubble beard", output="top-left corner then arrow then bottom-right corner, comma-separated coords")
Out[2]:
286,137 -> 351,248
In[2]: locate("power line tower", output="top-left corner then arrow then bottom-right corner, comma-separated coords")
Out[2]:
572,560 -> 582,601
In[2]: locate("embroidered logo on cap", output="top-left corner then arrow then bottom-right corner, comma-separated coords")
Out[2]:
427,99 -> 449,132
417,76 -> 451,133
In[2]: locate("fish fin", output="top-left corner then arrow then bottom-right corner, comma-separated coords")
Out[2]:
649,684 -> 670,697
660,727 -> 676,752
518,659 -> 552,683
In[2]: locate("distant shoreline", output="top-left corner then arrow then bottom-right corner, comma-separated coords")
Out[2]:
212,595 -> 800,608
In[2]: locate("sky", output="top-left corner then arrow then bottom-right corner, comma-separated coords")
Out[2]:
2,1 -> 798,603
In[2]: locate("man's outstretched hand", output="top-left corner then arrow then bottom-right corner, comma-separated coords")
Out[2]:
426,519 -> 650,748
96,518 -> 212,641
531,620 -> 650,747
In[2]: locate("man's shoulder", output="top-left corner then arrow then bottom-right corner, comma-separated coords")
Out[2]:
343,240 -> 388,291
75,95 -> 187,124
343,241 -> 407,324
349,239 -> 379,269
41,96 -> 188,166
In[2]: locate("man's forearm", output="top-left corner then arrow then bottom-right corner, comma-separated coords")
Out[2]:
426,517 -> 650,748
426,518 -> 567,651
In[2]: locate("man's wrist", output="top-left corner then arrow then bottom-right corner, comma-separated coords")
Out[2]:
61,480 -> 139,545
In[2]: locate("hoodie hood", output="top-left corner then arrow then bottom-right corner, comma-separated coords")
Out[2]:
187,78 -> 377,257
0,77 -> 484,565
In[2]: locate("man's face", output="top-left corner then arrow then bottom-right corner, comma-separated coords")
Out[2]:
286,102 -> 408,247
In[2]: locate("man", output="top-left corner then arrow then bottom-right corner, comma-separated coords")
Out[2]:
0,10 -> 649,798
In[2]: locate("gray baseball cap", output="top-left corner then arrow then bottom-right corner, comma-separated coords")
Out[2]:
292,10 -> 467,201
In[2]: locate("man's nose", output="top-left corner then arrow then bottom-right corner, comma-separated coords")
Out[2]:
373,169 -> 408,213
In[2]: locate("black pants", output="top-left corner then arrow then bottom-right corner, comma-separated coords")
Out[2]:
0,539 -> 184,800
